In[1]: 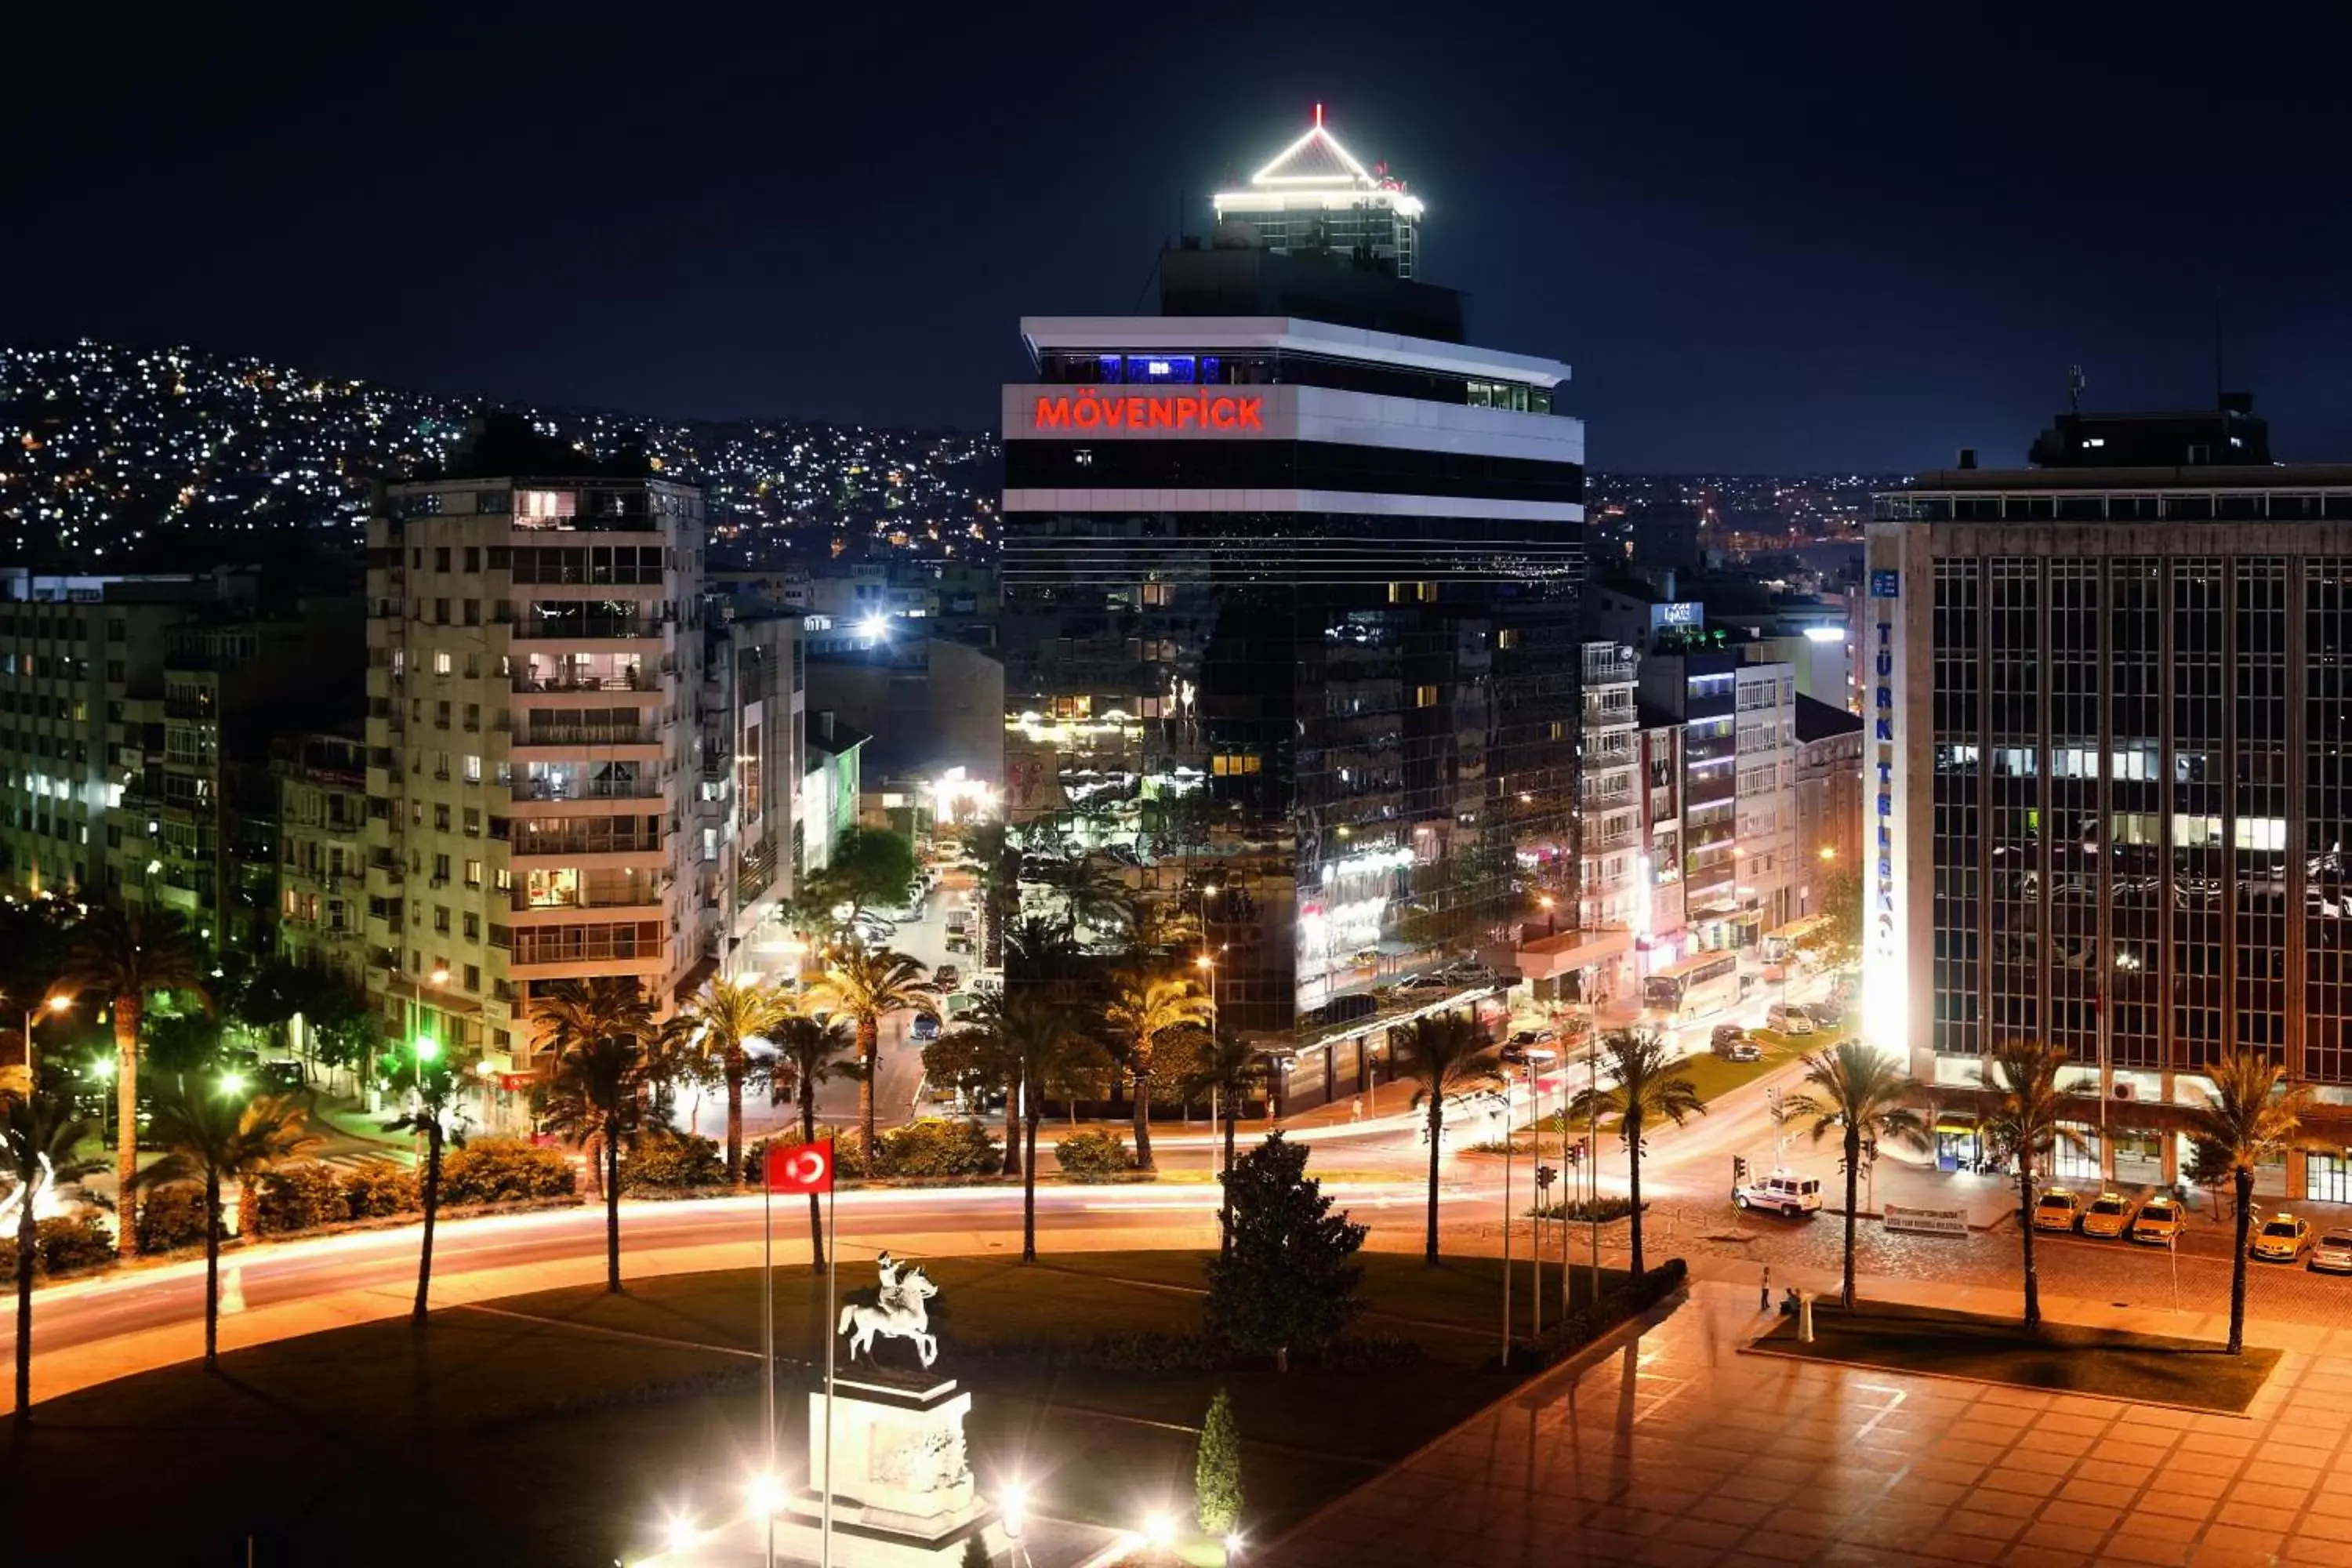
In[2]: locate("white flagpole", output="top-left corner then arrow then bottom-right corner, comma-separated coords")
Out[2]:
822,1170 -> 838,1568
764,1158 -> 775,1568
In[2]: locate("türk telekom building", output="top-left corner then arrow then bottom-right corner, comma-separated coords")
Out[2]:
999,114 -> 1585,1111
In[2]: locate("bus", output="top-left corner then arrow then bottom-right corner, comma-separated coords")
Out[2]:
1642,950 -> 1744,1023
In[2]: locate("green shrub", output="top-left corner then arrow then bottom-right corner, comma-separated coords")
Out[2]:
1512,1258 -> 1689,1370
440,1137 -> 577,1206
1527,1196 -> 1639,1224
1194,1388 -> 1243,1535
0,1214 -> 118,1286
622,1131 -> 726,1192
1054,1129 -> 1138,1180
873,1119 -> 999,1178
250,1163 -> 350,1235
136,1182 -> 212,1254
343,1159 -> 421,1218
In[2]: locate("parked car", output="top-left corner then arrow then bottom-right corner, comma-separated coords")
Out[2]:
2030,1187 -> 2082,1232
1498,1036 -> 1558,1066
1440,962 -> 1501,986
2078,1192 -> 2134,1239
1766,1004 -> 1815,1035
1734,1173 -> 1823,1216
2310,1229 -> 2352,1274
933,964 -> 960,991
1799,1002 -> 1848,1031
1398,972 -> 1455,993
910,1014 -> 940,1041
1710,1024 -> 1761,1062
2129,1193 -> 2185,1246
1511,1025 -> 1559,1047
2252,1213 -> 2314,1263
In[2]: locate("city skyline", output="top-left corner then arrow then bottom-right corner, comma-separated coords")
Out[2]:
6,6 -> 2350,472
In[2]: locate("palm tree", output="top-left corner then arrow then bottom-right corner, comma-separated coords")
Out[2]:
4,1090 -> 102,1424
1399,1014 -> 1504,1264
379,1035 -> 473,1325
680,979 -> 791,1185
60,908 -> 209,1258
768,1011 -> 855,1272
1040,851 -> 1128,946
948,990 -> 1099,1262
1785,1040 -> 1929,1308
1117,891 -> 1198,961
136,1087 -> 319,1367
1980,1037 -> 2083,1330
1102,969 -> 1212,1171
1570,1026 -> 1707,1275
2185,1051 -> 2316,1355
1182,1031 -> 1269,1250
532,979 -> 654,1294
810,946 -> 936,1153
960,821 -> 1015,970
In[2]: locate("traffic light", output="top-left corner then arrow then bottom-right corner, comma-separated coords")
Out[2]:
1536,1163 -> 1557,1190
1566,1144 -> 1583,1168
1733,1155 -> 1749,1184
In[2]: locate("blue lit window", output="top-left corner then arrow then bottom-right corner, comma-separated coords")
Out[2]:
1199,356 -> 1222,383
1124,355 -> 1196,384
1096,356 -> 1123,384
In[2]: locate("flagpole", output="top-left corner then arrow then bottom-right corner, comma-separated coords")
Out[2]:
822,1175 -> 838,1568
764,1156 -> 775,1568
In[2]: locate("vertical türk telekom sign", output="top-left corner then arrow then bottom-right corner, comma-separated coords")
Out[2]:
1032,389 -> 1265,432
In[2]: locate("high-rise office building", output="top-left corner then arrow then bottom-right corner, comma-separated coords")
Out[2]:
363,445 -> 710,1108
1002,129 -> 1584,1111
1868,396 -> 2352,1194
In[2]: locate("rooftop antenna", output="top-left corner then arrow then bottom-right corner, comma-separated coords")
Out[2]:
2066,364 -> 2086,414
1314,101 -> 1325,129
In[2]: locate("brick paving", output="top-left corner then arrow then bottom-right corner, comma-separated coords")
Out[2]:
1264,1282 -> 2352,1568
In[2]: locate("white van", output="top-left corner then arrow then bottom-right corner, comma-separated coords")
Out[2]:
1736,1174 -> 1824,1216
1766,1003 -> 1815,1035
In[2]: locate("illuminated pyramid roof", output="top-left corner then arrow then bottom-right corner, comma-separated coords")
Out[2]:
1214,105 -> 1425,216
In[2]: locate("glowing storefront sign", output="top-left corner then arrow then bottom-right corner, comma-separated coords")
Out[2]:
1034,390 -> 1265,432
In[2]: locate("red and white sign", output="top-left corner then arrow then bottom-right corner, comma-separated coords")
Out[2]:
766,1140 -> 836,1195
1033,390 -> 1264,432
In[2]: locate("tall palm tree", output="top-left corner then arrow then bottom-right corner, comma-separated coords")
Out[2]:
2185,1051 -> 2316,1355
1570,1026 -> 1708,1275
1785,1040 -> 1929,1308
810,946 -> 935,1153
1980,1038 -> 2083,1330
136,1087 -> 319,1367
532,979 -> 654,1294
60,908 -> 208,1258
1117,891 -> 1198,962
768,1011 -> 855,1272
960,821 -> 1015,970
1399,1014 -> 1504,1264
1102,969 -> 1212,1171
379,1035 -> 473,1325
948,990 -> 1099,1262
4,1091 -> 102,1424
680,978 -> 791,1185
1181,1032 -> 1269,1251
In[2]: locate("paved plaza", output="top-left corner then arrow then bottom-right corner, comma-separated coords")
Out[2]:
1265,1281 -> 2352,1568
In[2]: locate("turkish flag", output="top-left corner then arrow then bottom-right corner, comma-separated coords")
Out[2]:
767,1140 -> 835,1195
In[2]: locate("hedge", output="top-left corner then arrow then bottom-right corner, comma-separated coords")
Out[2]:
438,1138 -> 577,1206
1510,1257 -> 1689,1370
0,1214 -> 117,1287
1054,1130 -> 1138,1181
343,1160 -> 421,1218
621,1131 -> 726,1192
136,1183 -> 212,1254
758,1121 -> 999,1181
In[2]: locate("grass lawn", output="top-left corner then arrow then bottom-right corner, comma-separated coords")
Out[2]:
0,1251 -> 1617,1567
1751,1299 -> 2280,1414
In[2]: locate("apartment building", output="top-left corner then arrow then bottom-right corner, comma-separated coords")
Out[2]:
363,451 -> 709,1102
274,724 -> 371,986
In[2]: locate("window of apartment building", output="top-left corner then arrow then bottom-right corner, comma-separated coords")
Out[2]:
463,912 -> 480,941
463,754 -> 481,782
463,702 -> 480,731
463,964 -> 481,994
463,601 -> 480,627
464,653 -> 481,678
1388,582 -> 1436,604
106,659 -> 123,682
433,906 -> 451,934
435,701 -> 451,730
1051,695 -> 1091,720
463,546 -> 481,572
435,547 -> 452,572
1497,629 -> 1522,649
463,806 -> 481,837
434,599 -> 450,625
434,804 -> 452,831
464,858 -> 482,887
1210,753 -> 1262,775
494,867 -> 513,892
433,854 -> 451,884
433,652 -> 452,676
1414,685 -> 1440,707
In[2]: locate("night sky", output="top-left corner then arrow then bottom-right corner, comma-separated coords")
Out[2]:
9,3 -> 2352,471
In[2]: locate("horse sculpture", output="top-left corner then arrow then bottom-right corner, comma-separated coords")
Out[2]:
0,1152 -> 54,1234
839,1259 -> 941,1368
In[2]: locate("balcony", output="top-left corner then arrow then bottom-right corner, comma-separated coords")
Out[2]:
507,825 -> 662,858
1583,649 -> 1638,686
517,721 -> 659,748
512,669 -> 664,695
510,774 -> 665,803
511,610 -> 670,642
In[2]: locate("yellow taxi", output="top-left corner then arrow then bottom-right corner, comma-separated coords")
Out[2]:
2130,1194 -> 2186,1247
2078,1192 -> 2134,1240
2031,1187 -> 2082,1232
2251,1212 -> 2314,1263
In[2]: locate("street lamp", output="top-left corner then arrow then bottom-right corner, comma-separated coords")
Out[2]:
1537,894 -> 1557,938
13,990 -> 74,1081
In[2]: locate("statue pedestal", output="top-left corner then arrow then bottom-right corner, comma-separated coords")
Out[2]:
793,1372 -> 982,1542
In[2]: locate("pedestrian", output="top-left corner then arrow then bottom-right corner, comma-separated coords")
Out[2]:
1759,1265 -> 1771,1314
1350,1095 -> 1363,1123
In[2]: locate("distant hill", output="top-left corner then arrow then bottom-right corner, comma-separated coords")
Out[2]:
0,340 -> 1000,568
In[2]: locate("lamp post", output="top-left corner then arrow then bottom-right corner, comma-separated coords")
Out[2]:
15,991 -> 73,1083
1537,893 -> 1557,938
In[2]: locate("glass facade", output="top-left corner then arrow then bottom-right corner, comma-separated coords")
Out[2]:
1001,491 -> 1582,1105
1920,542 -> 2352,1082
